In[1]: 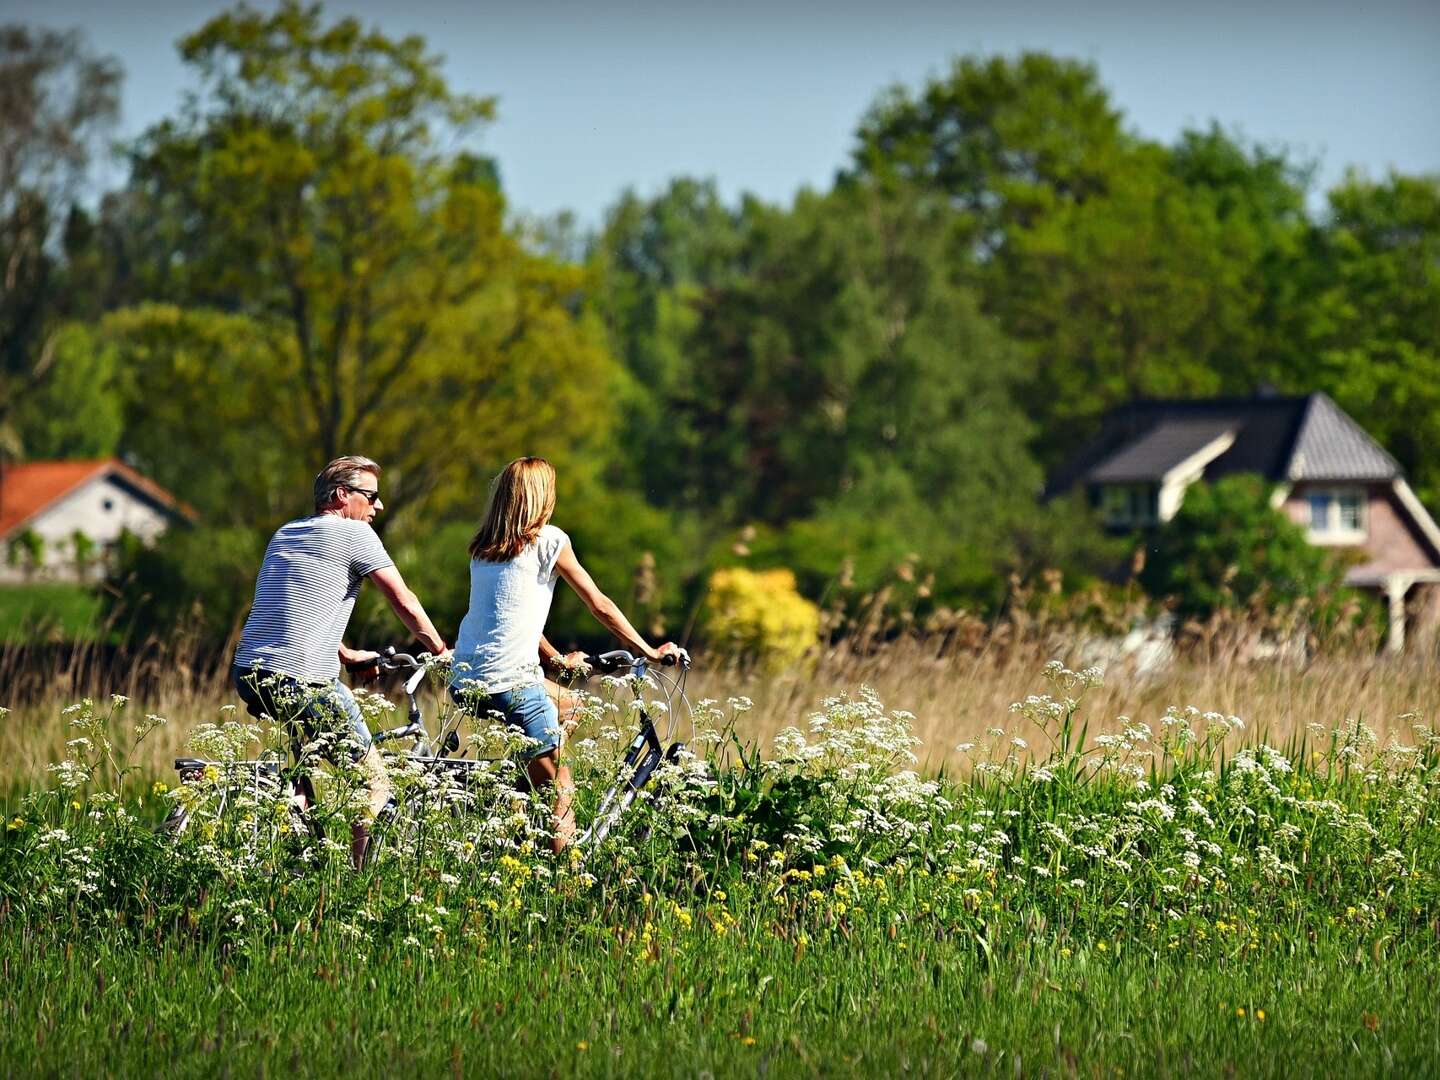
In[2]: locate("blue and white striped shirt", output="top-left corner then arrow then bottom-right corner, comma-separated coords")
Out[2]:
234,516 -> 394,685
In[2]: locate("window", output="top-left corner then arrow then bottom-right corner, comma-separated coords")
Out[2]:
102,498 -> 115,512
1305,488 -> 1367,541
1099,484 -> 1158,527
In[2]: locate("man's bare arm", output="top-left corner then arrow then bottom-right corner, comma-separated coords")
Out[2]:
368,565 -> 448,655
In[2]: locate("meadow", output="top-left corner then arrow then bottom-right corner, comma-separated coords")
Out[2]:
1,643 -> 1438,1077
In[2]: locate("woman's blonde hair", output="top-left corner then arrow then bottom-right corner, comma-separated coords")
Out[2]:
468,457 -> 557,562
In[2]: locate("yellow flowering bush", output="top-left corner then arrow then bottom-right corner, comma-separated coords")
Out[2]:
701,566 -> 821,669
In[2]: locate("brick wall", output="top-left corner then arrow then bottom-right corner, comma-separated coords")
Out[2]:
1282,483 -> 1439,578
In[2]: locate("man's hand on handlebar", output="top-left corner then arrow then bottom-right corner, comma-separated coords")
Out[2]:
339,646 -> 383,683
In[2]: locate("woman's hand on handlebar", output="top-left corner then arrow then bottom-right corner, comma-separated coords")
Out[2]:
651,642 -> 687,666
547,651 -> 591,680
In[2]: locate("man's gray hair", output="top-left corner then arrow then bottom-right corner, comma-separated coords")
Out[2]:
314,456 -> 382,512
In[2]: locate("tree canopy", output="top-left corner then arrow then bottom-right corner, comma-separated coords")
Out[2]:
4,8 -> 1437,651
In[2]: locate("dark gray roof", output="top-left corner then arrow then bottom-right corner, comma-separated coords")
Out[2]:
1048,392 -> 1400,496
1287,393 -> 1401,481
1089,418 -> 1237,483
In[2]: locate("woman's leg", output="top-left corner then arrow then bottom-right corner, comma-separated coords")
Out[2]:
543,678 -> 584,738
508,685 -> 571,852
525,751 -> 576,853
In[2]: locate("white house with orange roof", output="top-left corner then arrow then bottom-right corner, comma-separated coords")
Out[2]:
0,459 -> 194,584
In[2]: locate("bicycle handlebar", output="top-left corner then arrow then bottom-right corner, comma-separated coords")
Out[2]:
341,646 -> 427,673
586,648 -> 690,674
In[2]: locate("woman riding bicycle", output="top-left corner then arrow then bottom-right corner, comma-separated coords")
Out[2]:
449,456 -> 682,852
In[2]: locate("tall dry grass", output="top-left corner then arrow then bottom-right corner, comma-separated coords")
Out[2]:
4,617 -> 1435,792
697,640 -> 1438,770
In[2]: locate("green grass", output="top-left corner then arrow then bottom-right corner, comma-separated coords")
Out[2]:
1,925 -> 1436,1077
0,583 -> 103,643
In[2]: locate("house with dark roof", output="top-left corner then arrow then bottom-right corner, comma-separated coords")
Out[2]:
1048,392 -> 1440,653
0,459 -> 195,584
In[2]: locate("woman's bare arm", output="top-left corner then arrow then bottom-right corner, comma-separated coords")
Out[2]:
555,542 -> 679,663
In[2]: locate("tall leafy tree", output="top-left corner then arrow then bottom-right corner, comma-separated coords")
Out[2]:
851,52 -> 1128,247
123,2 -> 617,522
590,178 -> 746,495
1304,172 -> 1440,504
1141,474 -> 1346,622
674,183 -> 1042,599
988,142 -> 1279,446
6,323 -> 122,460
849,56 -> 1317,465
0,25 -> 121,457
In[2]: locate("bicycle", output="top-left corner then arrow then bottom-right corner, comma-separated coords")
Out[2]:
371,646 -> 695,859
160,646 -> 696,859
158,648 -> 439,844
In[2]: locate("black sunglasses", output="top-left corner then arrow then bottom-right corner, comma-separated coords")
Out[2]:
345,485 -> 381,504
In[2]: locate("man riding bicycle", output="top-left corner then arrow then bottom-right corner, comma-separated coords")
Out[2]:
232,455 -> 449,868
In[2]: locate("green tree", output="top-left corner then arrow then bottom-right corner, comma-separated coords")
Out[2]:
850,52 -> 1127,245
1301,173 -> 1440,505
123,2 -> 618,523
68,530 -> 98,582
100,304 -> 295,524
5,528 -> 45,582
0,25 -> 121,457
650,183 -> 1046,606
849,57 -> 1318,466
1140,474 -> 1345,621
590,178 -> 746,496
9,323 -> 123,460
694,185 -> 1036,521
988,143 -> 1265,447
104,526 -> 266,647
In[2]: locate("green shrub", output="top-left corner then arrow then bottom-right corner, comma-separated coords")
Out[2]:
104,526 -> 266,648
1139,474 -> 1350,621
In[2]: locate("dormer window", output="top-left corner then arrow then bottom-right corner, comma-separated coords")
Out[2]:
1307,488 -> 1366,542
1099,483 -> 1158,527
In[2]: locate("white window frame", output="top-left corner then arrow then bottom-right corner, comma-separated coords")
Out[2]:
1305,486 -> 1368,544
1099,483 -> 1158,527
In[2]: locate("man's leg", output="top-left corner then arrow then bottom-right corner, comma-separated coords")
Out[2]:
311,680 -> 390,869
235,668 -> 318,827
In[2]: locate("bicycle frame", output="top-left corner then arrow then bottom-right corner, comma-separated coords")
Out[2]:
574,649 -> 690,849
159,756 -> 312,842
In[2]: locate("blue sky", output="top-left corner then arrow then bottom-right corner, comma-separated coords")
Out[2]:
12,0 -> 1440,226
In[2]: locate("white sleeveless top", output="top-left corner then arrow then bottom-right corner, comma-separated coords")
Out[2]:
451,525 -> 569,694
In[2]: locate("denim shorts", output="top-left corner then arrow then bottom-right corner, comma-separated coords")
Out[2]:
232,667 -> 373,760
450,681 -> 560,758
